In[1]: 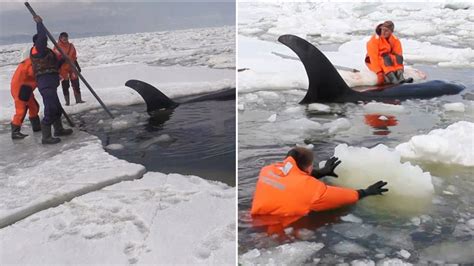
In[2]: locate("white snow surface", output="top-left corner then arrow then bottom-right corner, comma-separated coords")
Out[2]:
0,131 -> 146,229
238,2 -> 473,94
0,172 -> 235,265
396,121 -> 474,166
1,26 -> 235,69
239,2 -> 473,50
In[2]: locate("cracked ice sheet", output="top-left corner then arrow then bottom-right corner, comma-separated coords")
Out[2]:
0,130 -> 146,228
0,172 -> 236,265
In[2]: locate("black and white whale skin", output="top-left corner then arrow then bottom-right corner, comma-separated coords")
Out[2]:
278,34 -> 465,103
125,79 -> 235,115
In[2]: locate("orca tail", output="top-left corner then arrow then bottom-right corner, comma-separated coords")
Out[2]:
278,34 -> 352,103
125,79 -> 179,113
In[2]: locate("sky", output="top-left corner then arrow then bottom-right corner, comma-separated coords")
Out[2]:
0,1 -> 235,45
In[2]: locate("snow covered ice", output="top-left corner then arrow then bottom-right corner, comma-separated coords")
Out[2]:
0,172 -> 235,264
0,26 -> 235,264
396,121 -> 474,167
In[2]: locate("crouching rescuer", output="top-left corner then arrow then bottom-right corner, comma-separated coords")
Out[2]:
365,21 -> 413,85
251,147 -> 389,217
31,15 -> 73,144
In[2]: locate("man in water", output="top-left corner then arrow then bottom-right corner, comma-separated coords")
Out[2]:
365,21 -> 413,85
30,15 -> 73,144
251,147 -> 388,217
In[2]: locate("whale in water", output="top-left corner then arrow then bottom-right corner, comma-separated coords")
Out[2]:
125,79 -> 235,115
278,34 -> 465,103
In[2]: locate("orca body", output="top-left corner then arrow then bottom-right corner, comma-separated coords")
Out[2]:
278,34 -> 465,103
125,79 -> 235,115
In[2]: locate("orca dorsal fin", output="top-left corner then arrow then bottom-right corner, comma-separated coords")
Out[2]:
125,79 -> 179,113
278,34 -> 351,103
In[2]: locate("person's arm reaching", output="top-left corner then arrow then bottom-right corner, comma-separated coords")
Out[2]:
33,16 -> 47,56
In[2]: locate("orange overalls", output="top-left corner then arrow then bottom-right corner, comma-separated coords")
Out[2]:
251,157 -> 359,217
54,41 -> 77,81
11,58 -> 39,127
365,34 -> 404,75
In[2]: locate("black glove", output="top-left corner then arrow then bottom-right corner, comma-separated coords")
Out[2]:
358,181 -> 389,199
74,60 -> 81,73
311,156 -> 341,179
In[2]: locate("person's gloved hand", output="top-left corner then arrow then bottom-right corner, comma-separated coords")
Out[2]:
311,156 -> 341,179
376,71 -> 385,85
358,181 -> 389,199
33,15 -> 42,23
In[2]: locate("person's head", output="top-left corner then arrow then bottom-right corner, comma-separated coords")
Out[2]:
376,21 -> 394,38
32,34 -> 38,44
59,32 -> 69,43
286,147 -> 314,174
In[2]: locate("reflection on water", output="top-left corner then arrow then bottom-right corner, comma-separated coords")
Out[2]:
364,114 -> 398,136
75,99 -> 235,186
238,66 -> 474,263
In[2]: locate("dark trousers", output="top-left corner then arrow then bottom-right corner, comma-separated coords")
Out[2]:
38,86 -> 62,125
36,73 -> 63,125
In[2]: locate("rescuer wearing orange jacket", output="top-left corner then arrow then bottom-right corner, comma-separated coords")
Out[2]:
251,147 -> 389,217
54,32 -> 84,106
10,58 -> 41,139
365,21 -> 413,85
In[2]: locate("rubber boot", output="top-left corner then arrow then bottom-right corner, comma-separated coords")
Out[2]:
11,123 -> 28,139
396,70 -> 414,84
53,119 -> 73,136
72,79 -> 85,104
62,80 -> 70,106
41,123 -> 60,144
386,72 -> 401,85
30,116 -> 41,132
74,91 -> 85,104
395,70 -> 407,84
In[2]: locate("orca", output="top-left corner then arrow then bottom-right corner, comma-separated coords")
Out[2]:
125,79 -> 235,115
278,34 -> 465,103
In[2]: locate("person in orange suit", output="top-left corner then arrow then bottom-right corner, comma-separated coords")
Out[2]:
365,21 -> 413,85
10,58 -> 41,139
54,32 -> 84,106
251,147 -> 388,217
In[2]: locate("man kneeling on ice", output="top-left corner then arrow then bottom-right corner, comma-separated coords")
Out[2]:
251,147 -> 388,217
365,21 -> 413,85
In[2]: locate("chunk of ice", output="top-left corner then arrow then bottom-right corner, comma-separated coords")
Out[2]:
396,121 -> 474,166
267,114 -> 277,122
443,102 -> 465,112
308,103 -> 331,112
